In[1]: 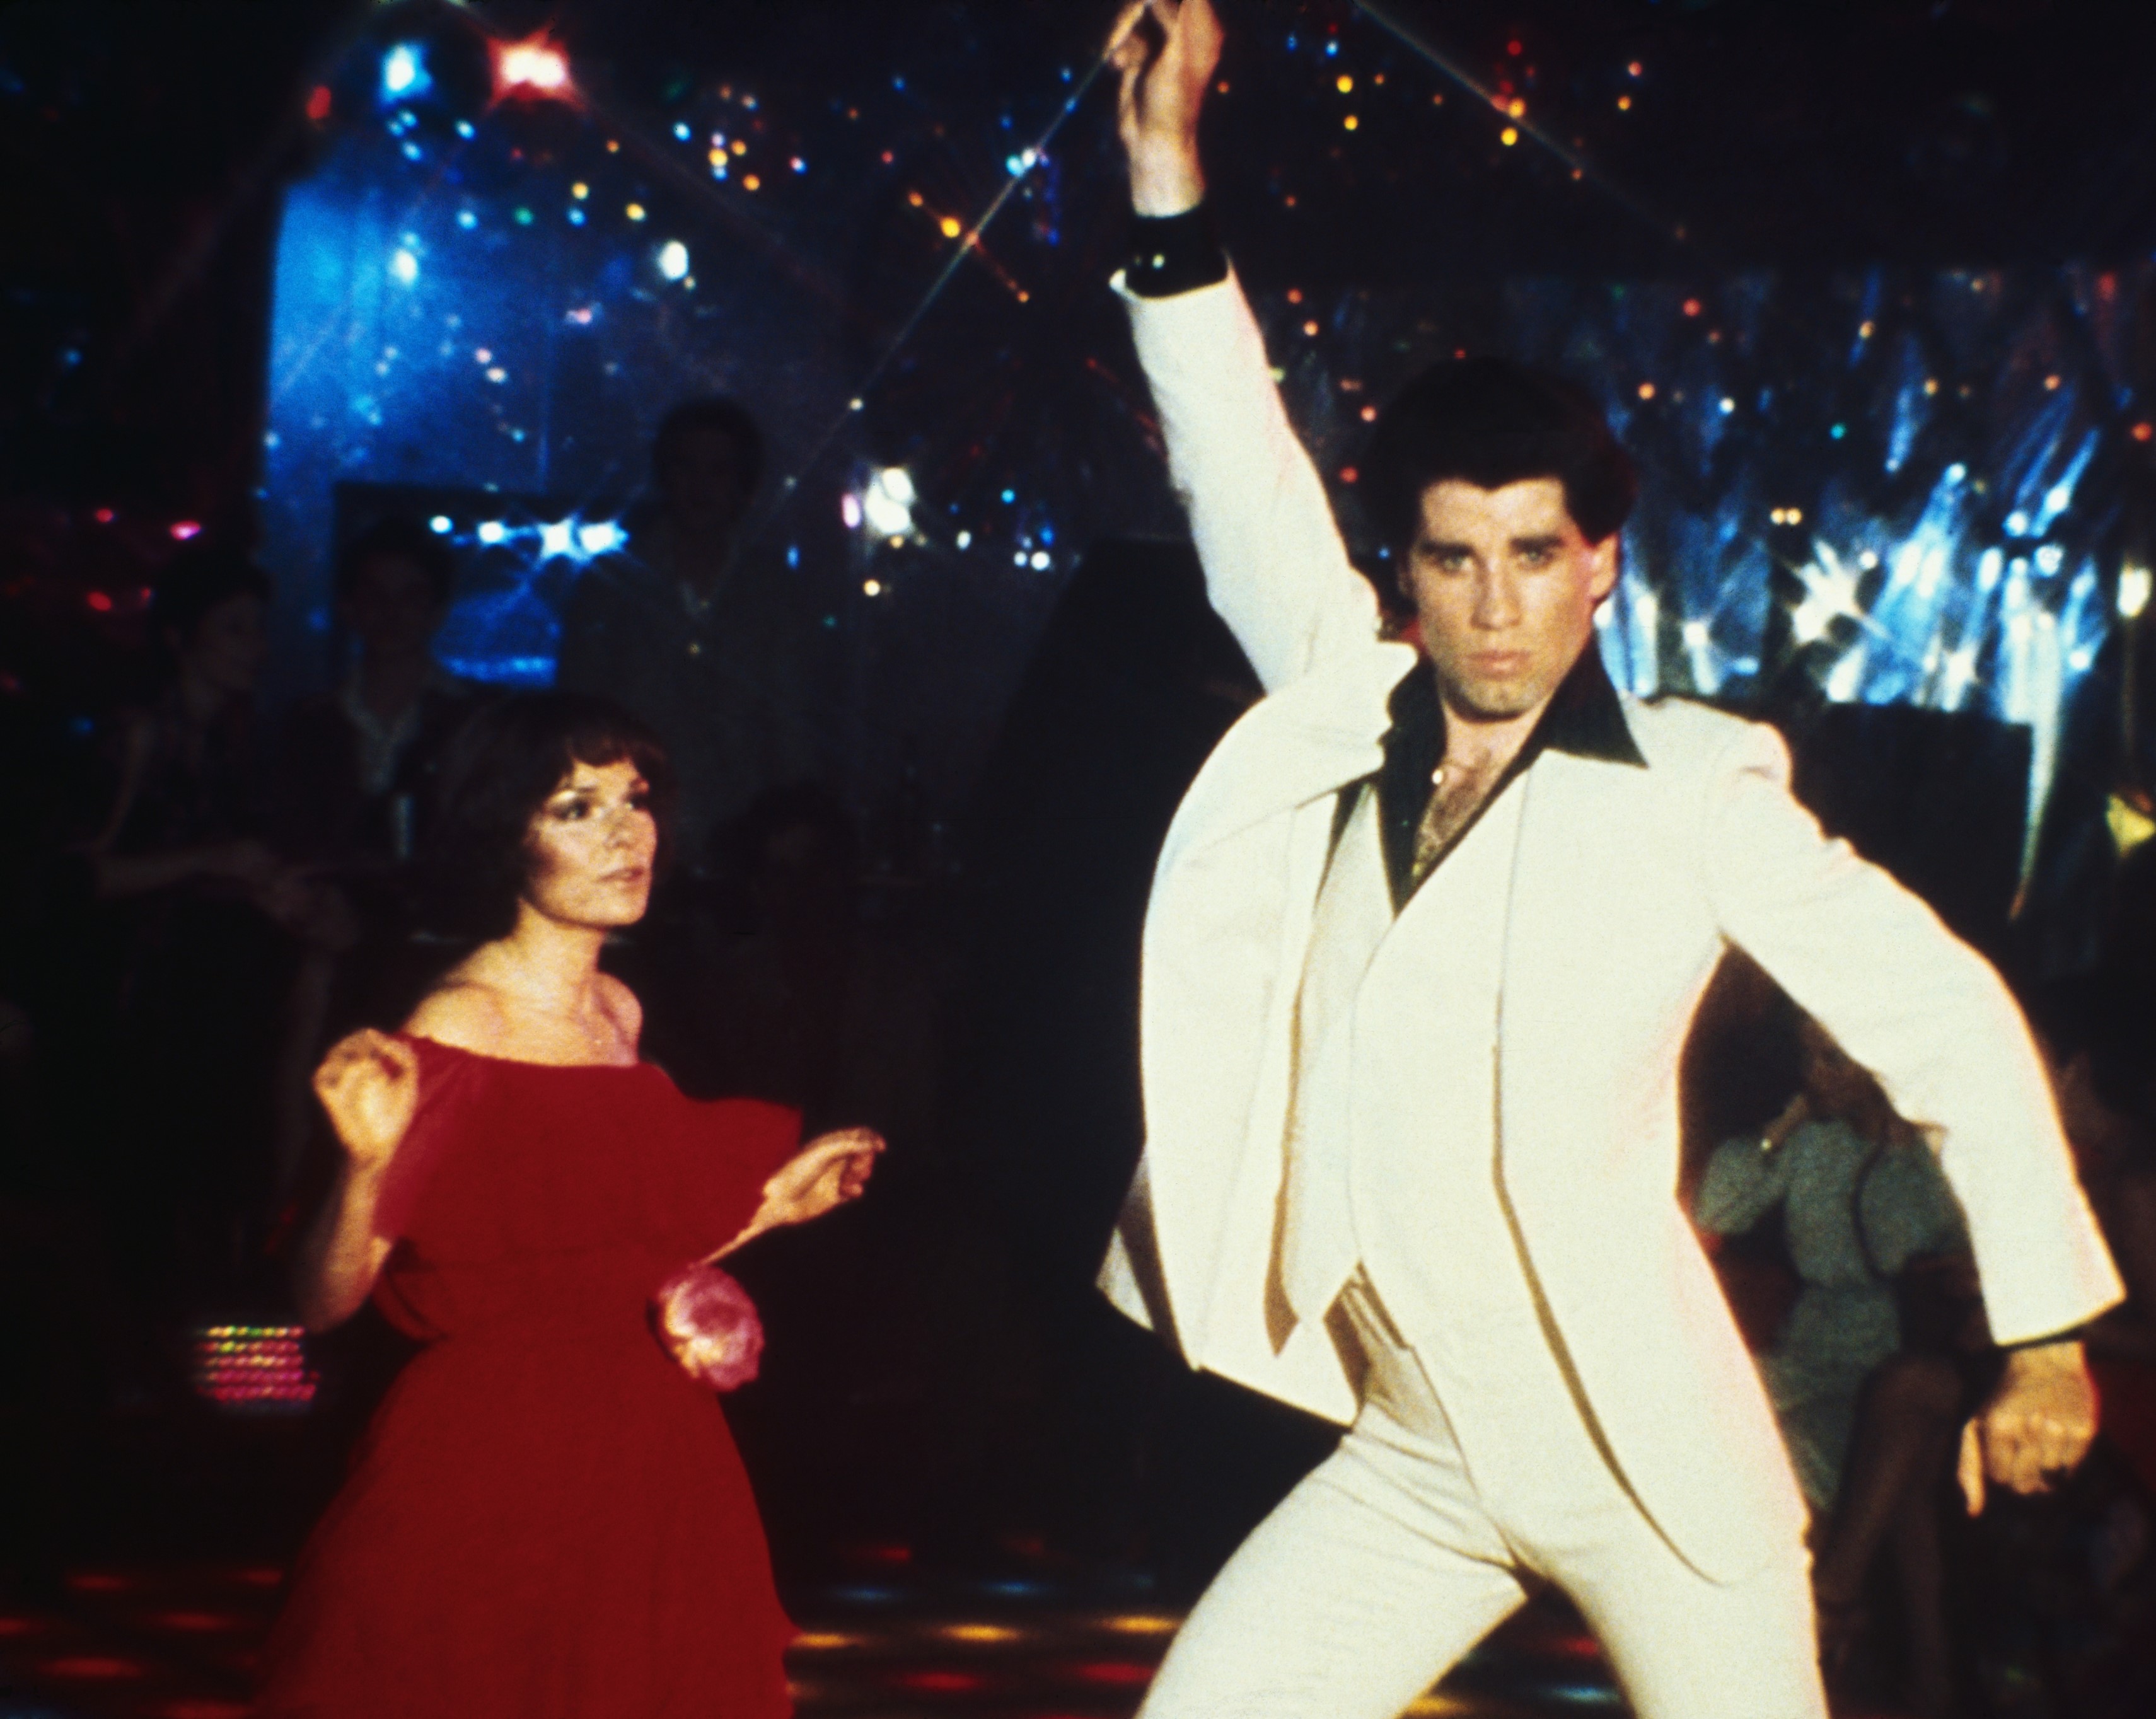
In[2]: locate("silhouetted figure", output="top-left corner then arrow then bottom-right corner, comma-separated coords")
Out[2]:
86,543 -> 349,1316
555,398 -> 820,858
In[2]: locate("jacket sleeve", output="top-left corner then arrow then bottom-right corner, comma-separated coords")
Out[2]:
1700,720 -> 2121,1345
1118,271 -> 1381,693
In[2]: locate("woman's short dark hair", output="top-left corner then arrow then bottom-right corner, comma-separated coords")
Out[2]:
422,692 -> 675,941
335,516 -> 458,606
1360,358 -> 1638,552
651,396 -> 764,493
149,542 -> 272,652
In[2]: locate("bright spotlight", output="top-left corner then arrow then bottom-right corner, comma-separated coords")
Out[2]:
475,520 -> 507,545
576,521 -> 623,556
656,240 -> 690,281
538,520 -> 575,560
861,467 -> 917,537
388,248 -> 419,286
381,44 -> 429,101
496,38 -> 571,97
2121,561 -> 2153,620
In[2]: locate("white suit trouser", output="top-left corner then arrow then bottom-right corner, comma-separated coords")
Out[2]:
1139,1283 -> 1826,1719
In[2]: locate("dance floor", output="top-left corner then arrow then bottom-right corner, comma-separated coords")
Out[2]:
0,1563 -> 1643,1718
1,1563 -> 1924,1718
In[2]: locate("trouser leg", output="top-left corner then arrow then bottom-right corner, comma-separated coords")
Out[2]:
1556,1516 -> 1824,1719
1137,1406 -> 1527,1718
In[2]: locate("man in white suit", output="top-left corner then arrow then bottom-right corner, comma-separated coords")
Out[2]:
1096,5 -> 2123,1716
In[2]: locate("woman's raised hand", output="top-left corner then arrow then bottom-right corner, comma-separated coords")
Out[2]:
312,1029 -> 420,1178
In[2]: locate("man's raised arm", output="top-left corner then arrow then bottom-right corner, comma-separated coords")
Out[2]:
1110,0 -> 1382,692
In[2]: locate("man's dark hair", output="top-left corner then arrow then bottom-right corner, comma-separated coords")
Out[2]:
422,691 -> 675,941
1361,358 -> 1638,550
149,541 -> 272,652
335,516 -> 458,606
651,396 -> 765,494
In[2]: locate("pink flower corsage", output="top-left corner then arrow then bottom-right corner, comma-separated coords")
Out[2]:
650,1259 -> 765,1391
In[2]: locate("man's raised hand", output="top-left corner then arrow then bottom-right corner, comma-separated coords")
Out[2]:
1110,0 -> 1224,215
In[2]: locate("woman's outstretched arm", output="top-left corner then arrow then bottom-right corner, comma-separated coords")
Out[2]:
293,1029 -> 419,1331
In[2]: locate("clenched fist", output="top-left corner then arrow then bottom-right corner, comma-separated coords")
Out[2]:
313,1029 -> 420,1178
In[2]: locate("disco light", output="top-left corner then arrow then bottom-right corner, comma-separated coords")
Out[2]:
2119,562 -> 2152,620
380,43 -> 429,103
496,39 -> 570,98
861,466 -> 917,537
192,1324 -> 317,1412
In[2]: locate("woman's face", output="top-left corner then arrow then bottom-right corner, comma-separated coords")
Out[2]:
520,757 -> 658,929
178,592 -> 268,698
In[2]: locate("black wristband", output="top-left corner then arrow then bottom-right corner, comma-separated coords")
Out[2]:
1125,203 -> 1229,298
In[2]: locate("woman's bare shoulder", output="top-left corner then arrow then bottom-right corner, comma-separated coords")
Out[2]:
403,974 -> 516,1055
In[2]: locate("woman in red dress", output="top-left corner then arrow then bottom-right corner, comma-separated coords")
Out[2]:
255,693 -> 882,1719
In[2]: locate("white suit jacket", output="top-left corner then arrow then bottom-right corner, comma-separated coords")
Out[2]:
1097,272 -> 2123,1582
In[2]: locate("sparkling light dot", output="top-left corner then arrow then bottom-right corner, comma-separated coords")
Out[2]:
625,202 -> 646,221
1637,382 -> 1655,400
1343,114 -> 1359,130
1500,127 -> 1519,146
863,579 -> 883,596
940,215 -> 961,238
1617,95 -> 1632,111
658,240 -> 690,281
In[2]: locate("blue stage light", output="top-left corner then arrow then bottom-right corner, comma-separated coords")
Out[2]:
380,43 -> 430,104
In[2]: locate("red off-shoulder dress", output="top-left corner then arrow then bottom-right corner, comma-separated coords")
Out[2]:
255,1036 -> 800,1719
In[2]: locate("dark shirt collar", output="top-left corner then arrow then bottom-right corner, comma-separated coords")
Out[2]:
1366,644 -> 1643,909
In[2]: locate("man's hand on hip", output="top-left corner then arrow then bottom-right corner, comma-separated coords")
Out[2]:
1957,1338 -> 2099,1514
1110,0 -> 1222,215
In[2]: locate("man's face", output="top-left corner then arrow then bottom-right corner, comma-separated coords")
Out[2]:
1404,477 -> 1619,723
659,425 -> 754,540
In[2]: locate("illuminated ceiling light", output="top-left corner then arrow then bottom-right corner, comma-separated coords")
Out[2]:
538,520 -> 574,560
955,530 -> 972,550
428,514 -> 452,534
862,466 -> 917,537
576,521 -> 623,555
381,43 -> 428,102
2121,562 -> 2153,620
1030,550 -> 1053,570
388,248 -> 419,286
625,202 -> 647,222
1681,618 -> 1710,647
656,240 -> 690,281
863,578 -> 883,596
840,494 -> 862,530
475,521 -> 507,545
496,39 -> 570,98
